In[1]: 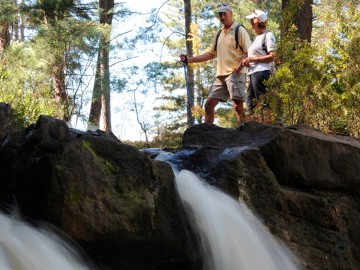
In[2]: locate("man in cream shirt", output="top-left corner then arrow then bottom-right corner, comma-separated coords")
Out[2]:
180,3 -> 251,125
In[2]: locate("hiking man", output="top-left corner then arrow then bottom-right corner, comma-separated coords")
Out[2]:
180,3 -> 251,125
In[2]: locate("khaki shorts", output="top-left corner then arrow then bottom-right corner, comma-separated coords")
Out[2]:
209,72 -> 246,101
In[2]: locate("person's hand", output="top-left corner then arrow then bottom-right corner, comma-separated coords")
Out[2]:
241,57 -> 250,67
234,63 -> 244,74
180,54 -> 188,64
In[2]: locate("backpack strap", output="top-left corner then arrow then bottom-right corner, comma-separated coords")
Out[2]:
214,24 -> 244,52
214,29 -> 222,51
235,24 -> 243,52
262,31 -> 268,54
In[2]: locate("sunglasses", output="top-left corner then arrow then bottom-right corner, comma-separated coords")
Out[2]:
218,3 -> 230,7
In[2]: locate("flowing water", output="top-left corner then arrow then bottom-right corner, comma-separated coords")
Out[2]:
0,150 -> 300,270
174,169 -> 300,270
0,212 -> 90,270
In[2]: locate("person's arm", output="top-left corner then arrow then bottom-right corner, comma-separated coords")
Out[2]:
180,52 -> 215,64
243,51 -> 274,65
234,52 -> 248,74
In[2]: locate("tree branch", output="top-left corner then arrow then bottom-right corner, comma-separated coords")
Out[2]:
160,31 -> 186,62
109,56 -> 139,67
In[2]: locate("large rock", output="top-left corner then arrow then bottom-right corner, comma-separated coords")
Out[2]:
0,106 -> 198,269
2,101 -> 360,270
0,103 -> 18,141
180,122 -> 360,270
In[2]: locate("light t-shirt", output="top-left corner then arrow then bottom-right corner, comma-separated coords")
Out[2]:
206,22 -> 251,77
247,32 -> 276,75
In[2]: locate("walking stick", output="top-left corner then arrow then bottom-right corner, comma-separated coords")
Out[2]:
182,61 -> 194,126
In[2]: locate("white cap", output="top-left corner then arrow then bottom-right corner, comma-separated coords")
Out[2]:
218,3 -> 232,13
246,10 -> 268,22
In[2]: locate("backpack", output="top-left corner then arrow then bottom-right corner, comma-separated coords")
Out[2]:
261,31 -> 277,72
214,24 -> 244,52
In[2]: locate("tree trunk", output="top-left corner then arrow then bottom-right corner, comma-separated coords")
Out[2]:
20,0 -> 25,41
282,0 -> 312,42
184,0 -> 194,126
89,0 -> 114,132
13,0 -> 19,41
195,68 -> 203,124
99,39 -> 111,131
52,57 -> 70,121
88,51 -> 101,130
0,20 -> 11,51
296,0 -> 312,42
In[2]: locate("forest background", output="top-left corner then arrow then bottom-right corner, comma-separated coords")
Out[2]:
0,0 -> 359,148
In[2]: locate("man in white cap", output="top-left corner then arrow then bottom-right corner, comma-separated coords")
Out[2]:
241,10 -> 276,120
180,3 -> 251,125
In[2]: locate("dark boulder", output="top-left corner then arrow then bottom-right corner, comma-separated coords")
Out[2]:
180,122 -> 360,270
0,104 -> 198,270
2,101 -> 360,270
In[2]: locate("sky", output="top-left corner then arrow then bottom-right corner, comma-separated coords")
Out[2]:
113,0 -> 170,142
72,0 -> 170,142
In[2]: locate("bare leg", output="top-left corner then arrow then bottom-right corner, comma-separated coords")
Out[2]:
232,99 -> 246,125
204,97 -> 220,124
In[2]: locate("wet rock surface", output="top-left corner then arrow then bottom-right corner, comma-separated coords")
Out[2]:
1,103 -> 359,270
0,103 -> 199,270
179,122 -> 360,270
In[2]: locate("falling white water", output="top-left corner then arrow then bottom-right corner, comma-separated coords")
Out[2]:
0,212 -> 90,270
175,170 -> 300,270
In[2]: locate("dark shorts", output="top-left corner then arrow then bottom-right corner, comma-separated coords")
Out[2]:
246,70 -> 271,114
209,72 -> 246,101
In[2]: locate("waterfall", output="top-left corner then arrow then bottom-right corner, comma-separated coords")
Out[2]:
0,149 -> 300,270
0,212 -> 90,270
175,169 -> 300,270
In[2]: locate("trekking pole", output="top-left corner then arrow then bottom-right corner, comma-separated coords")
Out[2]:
182,57 -> 194,126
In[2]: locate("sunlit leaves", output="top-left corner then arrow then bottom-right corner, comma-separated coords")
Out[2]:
0,43 -> 57,127
267,0 -> 359,137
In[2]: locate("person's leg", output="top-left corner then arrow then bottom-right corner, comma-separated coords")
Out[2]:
206,76 -> 228,124
204,97 -> 220,123
249,71 -> 271,122
246,75 -> 256,116
226,72 -> 246,124
232,99 -> 246,125
251,70 -> 270,105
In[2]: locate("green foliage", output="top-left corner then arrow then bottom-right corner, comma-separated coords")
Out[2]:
267,40 -> 322,125
266,0 -> 360,137
35,18 -> 100,85
124,129 -> 183,150
0,0 -> 17,22
0,0 -> 102,124
24,0 -> 90,26
312,1 -> 360,137
150,128 -> 184,149
0,43 -> 57,127
216,105 -> 238,128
